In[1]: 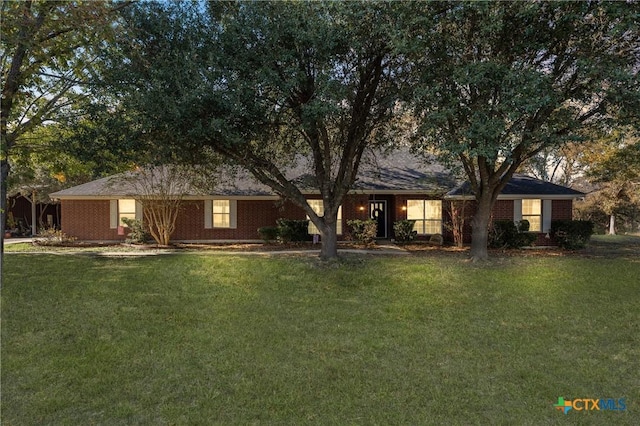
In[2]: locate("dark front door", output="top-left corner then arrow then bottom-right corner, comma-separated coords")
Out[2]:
369,200 -> 387,238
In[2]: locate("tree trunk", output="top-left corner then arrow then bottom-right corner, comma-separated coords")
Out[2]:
469,193 -> 493,261
320,225 -> 339,259
1,159 -> 10,261
318,210 -> 339,259
608,214 -> 616,235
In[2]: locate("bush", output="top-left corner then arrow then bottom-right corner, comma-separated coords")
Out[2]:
550,220 -> 594,249
489,220 -> 536,249
276,219 -> 310,243
347,219 -> 377,245
393,220 -> 417,243
121,218 -> 151,244
34,229 -> 76,246
258,226 -> 279,243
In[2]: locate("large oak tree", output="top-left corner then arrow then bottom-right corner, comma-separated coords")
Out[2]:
101,1 -> 405,258
405,1 -> 639,260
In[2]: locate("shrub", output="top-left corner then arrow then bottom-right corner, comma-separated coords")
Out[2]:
347,219 -> 377,245
550,220 -> 594,249
121,218 -> 151,244
276,219 -> 310,243
393,220 -> 417,243
34,229 -> 76,246
258,226 -> 279,243
489,220 -> 536,249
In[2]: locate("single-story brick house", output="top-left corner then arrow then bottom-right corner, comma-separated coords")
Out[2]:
50,151 -> 584,245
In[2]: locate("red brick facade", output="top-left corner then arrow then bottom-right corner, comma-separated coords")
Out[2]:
60,196 -> 575,245
61,200 -> 120,240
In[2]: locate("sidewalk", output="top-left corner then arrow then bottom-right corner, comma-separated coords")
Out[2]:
3,237 -> 34,245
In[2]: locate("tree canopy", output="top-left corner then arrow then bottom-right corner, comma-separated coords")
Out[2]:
404,1 -> 639,259
1,0 -> 128,260
96,1 -> 407,258
4,1 -> 638,261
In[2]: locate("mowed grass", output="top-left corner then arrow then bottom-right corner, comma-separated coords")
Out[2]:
2,252 -> 639,424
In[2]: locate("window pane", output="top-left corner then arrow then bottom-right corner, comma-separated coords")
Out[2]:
212,200 -> 230,228
425,200 -> 442,220
118,199 -> 136,227
524,216 -> 541,232
118,199 -> 136,214
407,200 -> 424,220
307,200 -> 322,234
425,220 -> 442,234
310,200 -> 324,215
213,200 -> 230,214
413,220 -> 425,235
119,213 -> 136,227
522,199 -> 541,215
213,214 -> 230,228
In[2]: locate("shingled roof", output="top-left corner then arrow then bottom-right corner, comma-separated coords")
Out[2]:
445,174 -> 585,198
51,152 -> 583,200
50,149 -> 458,199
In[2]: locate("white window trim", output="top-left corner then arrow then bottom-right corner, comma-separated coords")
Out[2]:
543,200 -> 552,233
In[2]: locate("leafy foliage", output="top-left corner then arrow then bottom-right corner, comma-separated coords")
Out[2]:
489,220 -> 536,249
393,220 -> 418,243
93,1 -> 407,258
257,226 -> 280,244
1,0 -> 126,235
347,219 -> 377,246
121,218 -> 151,245
403,2 -> 639,259
276,219 -> 310,243
550,220 -> 594,250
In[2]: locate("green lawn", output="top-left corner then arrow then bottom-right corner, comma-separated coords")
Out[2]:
2,251 -> 639,424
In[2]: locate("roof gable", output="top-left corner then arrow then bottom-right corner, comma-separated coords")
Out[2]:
446,174 -> 585,198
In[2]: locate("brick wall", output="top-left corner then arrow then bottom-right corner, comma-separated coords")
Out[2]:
61,195 -> 372,242
61,200 -> 120,240
173,200 -> 306,240
60,196 -> 575,244
492,200 -> 514,220
551,199 -> 573,221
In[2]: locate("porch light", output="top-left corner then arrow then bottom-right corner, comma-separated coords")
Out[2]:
358,206 -> 365,211
401,205 -> 407,211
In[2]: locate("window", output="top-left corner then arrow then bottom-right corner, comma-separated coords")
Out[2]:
522,199 -> 542,232
118,199 -> 137,227
407,200 -> 442,234
204,199 -> 237,229
307,200 -> 342,235
213,200 -> 231,228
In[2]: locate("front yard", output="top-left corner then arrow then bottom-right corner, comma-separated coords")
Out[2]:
2,238 -> 639,424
